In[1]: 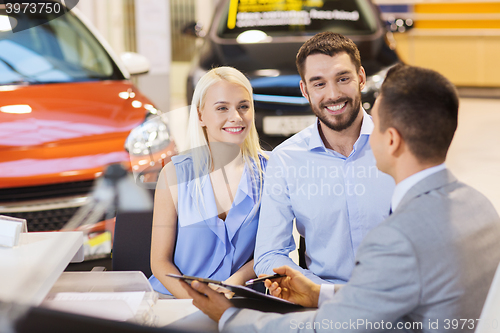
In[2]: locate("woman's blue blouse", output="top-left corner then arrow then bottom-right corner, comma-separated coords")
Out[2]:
149,153 -> 267,294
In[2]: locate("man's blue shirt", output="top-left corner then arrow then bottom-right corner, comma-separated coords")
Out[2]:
254,111 -> 395,284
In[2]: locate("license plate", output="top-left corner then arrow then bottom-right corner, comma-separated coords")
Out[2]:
263,116 -> 316,136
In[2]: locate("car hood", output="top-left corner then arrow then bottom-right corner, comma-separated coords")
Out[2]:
0,81 -> 149,188
199,33 -> 397,77
220,42 -> 302,74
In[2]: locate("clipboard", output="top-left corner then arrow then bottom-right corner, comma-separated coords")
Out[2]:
167,274 -> 306,313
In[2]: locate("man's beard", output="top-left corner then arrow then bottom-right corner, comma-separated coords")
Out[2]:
309,92 -> 362,132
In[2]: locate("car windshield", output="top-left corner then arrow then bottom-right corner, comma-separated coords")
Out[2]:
217,0 -> 378,39
0,7 -> 122,85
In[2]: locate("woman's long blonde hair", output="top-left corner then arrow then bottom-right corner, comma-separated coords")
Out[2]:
185,66 -> 268,215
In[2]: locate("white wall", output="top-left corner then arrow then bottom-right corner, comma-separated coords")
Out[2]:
196,0 -> 216,30
76,0 -> 126,55
75,0 -> 172,114
134,0 -> 171,114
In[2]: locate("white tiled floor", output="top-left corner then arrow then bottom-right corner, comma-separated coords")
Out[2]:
447,98 -> 500,214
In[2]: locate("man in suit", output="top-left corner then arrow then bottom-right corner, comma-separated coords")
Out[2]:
181,64 -> 500,332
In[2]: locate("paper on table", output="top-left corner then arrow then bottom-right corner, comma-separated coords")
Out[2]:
42,291 -> 146,321
0,218 -> 22,247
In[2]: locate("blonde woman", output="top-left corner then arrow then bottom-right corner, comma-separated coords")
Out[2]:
149,67 -> 268,298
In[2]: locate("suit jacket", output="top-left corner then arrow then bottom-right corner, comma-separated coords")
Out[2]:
223,169 -> 500,332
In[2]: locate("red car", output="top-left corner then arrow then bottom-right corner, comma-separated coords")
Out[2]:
0,3 -> 176,258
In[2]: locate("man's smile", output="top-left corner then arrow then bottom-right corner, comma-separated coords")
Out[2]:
325,101 -> 348,115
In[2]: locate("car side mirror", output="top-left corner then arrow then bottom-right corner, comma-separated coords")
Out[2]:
120,52 -> 150,75
182,21 -> 204,37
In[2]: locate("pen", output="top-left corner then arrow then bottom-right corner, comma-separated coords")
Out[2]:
245,273 -> 286,286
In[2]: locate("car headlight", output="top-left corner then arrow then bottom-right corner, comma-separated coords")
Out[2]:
362,65 -> 396,94
126,115 -> 171,156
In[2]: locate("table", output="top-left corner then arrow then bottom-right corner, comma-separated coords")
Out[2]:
0,231 -> 83,305
1,234 -> 218,332
152,299 -> 218,332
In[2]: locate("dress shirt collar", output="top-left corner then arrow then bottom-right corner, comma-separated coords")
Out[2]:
391,163 -> 447,212
359,110 -> 374,136
308,118 -> 325,151
308,109 -> 372,151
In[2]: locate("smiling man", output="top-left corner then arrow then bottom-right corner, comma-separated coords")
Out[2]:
253,32 -> 395,285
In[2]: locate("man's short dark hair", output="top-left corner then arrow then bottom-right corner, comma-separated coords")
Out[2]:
379,64 -> 459,163
296,32 -> 361,81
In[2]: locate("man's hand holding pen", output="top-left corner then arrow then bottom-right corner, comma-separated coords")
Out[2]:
180,265 -> 322,323
263,266 -> 321,308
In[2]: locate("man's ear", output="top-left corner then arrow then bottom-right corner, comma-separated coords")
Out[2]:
358,66 -> 367,91
387,127 -> 403,157
299,80 -> 309,99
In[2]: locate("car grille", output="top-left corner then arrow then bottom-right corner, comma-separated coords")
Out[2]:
0,180 -> 95,203
0,180 -> 107,232
5,207 -> 81,231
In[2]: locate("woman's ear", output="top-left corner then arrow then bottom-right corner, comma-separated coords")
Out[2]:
198,107 -> 205,127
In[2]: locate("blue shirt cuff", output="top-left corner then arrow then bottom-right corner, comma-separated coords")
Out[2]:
318,284 -> 336,307
218,307 -> 238,331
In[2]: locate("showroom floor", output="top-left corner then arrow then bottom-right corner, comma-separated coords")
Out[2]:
447,97 -> 500,214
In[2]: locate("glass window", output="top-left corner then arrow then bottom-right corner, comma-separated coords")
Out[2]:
0,7 -> 123,85
217,0 -> 378,38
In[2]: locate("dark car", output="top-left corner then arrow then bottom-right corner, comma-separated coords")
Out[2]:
186,0 -> 400,149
